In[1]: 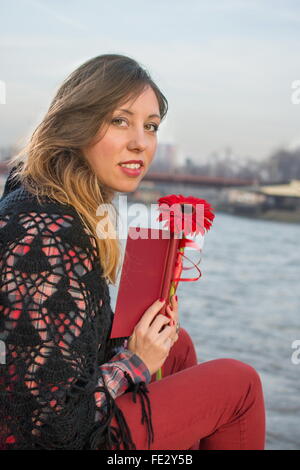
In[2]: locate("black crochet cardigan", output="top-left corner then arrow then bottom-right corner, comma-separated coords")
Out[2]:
0,170 -> 154,450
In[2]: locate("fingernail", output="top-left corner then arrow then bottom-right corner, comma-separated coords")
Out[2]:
159,297 -> 165,303
175,295 -> 178,302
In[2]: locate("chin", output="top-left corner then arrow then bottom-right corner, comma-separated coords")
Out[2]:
114,180 -> 140,193
118,185 -> 139,194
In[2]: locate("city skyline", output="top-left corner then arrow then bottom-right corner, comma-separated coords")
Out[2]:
1,0 -> 300,164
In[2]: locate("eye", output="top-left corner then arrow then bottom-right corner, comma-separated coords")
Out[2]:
112,118 -> 159,133
112,118 -> 127,127
145,123 -> 160,133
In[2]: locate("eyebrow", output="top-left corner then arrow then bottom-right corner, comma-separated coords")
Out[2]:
117,108 -> 161,120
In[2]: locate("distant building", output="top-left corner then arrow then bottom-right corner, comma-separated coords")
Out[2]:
222,180 -> 300,222
259,179 -> 300,199
257,179 -> 300,210
150,143 -> 178,172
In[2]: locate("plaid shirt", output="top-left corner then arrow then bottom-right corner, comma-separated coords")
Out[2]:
95,344 -> 151,415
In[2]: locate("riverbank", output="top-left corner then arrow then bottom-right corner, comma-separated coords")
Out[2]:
217,207 -> 300,224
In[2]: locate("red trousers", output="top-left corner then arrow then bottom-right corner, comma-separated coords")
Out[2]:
111,327 -> 266,450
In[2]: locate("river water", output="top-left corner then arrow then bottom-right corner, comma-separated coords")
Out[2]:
109,203 -> 300,450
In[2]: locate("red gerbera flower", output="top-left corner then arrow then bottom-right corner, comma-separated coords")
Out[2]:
156,194 -> 215,236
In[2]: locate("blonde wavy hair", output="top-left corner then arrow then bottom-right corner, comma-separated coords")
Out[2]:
7,54 -> 168,285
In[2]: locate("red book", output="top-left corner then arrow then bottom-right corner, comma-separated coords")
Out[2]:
110,226 -> 181,339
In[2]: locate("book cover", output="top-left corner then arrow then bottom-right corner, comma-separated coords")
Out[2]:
109,226 -> 181,339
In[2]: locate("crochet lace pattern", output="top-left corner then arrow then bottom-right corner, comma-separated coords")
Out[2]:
0,176 -> 154,450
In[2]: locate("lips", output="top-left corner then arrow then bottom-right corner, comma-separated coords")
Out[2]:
118,165 -> 143,177
118,160 -> 144,166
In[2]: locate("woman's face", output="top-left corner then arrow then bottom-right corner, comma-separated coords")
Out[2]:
82,85 -> 161,193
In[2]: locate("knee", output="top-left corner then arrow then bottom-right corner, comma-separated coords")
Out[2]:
177,327 -> 195,351
218,358 -> 263,391
176,327 -> 198,366
178,326 -> 191,343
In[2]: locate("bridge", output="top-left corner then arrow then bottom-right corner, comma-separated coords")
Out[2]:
0,161 -> 256,189
143,172 -> 256,187
130,172 -> 257,206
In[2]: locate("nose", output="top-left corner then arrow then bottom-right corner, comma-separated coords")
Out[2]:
127,126 -> 147,152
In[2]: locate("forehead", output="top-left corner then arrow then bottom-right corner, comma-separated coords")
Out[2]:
118,87 -> 160,113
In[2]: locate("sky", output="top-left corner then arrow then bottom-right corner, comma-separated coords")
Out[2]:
1,0 -> 300,165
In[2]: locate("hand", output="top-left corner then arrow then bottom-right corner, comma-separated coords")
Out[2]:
127,298 -> 176,376
165,295 -> 179,347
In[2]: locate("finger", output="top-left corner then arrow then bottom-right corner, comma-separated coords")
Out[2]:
138,298 -> 166,329
163,336 -> 172,350
150,313 -> 172,335
170,297 -> 178,318
168,300 -> 177,314
171,294 -> 178,309
166,304 -> 178,325
165,304 -> 174,324
159,324 -> 173,343
173,296 -> 179,314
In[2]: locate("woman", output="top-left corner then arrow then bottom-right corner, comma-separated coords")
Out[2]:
0,54 -> 266,450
